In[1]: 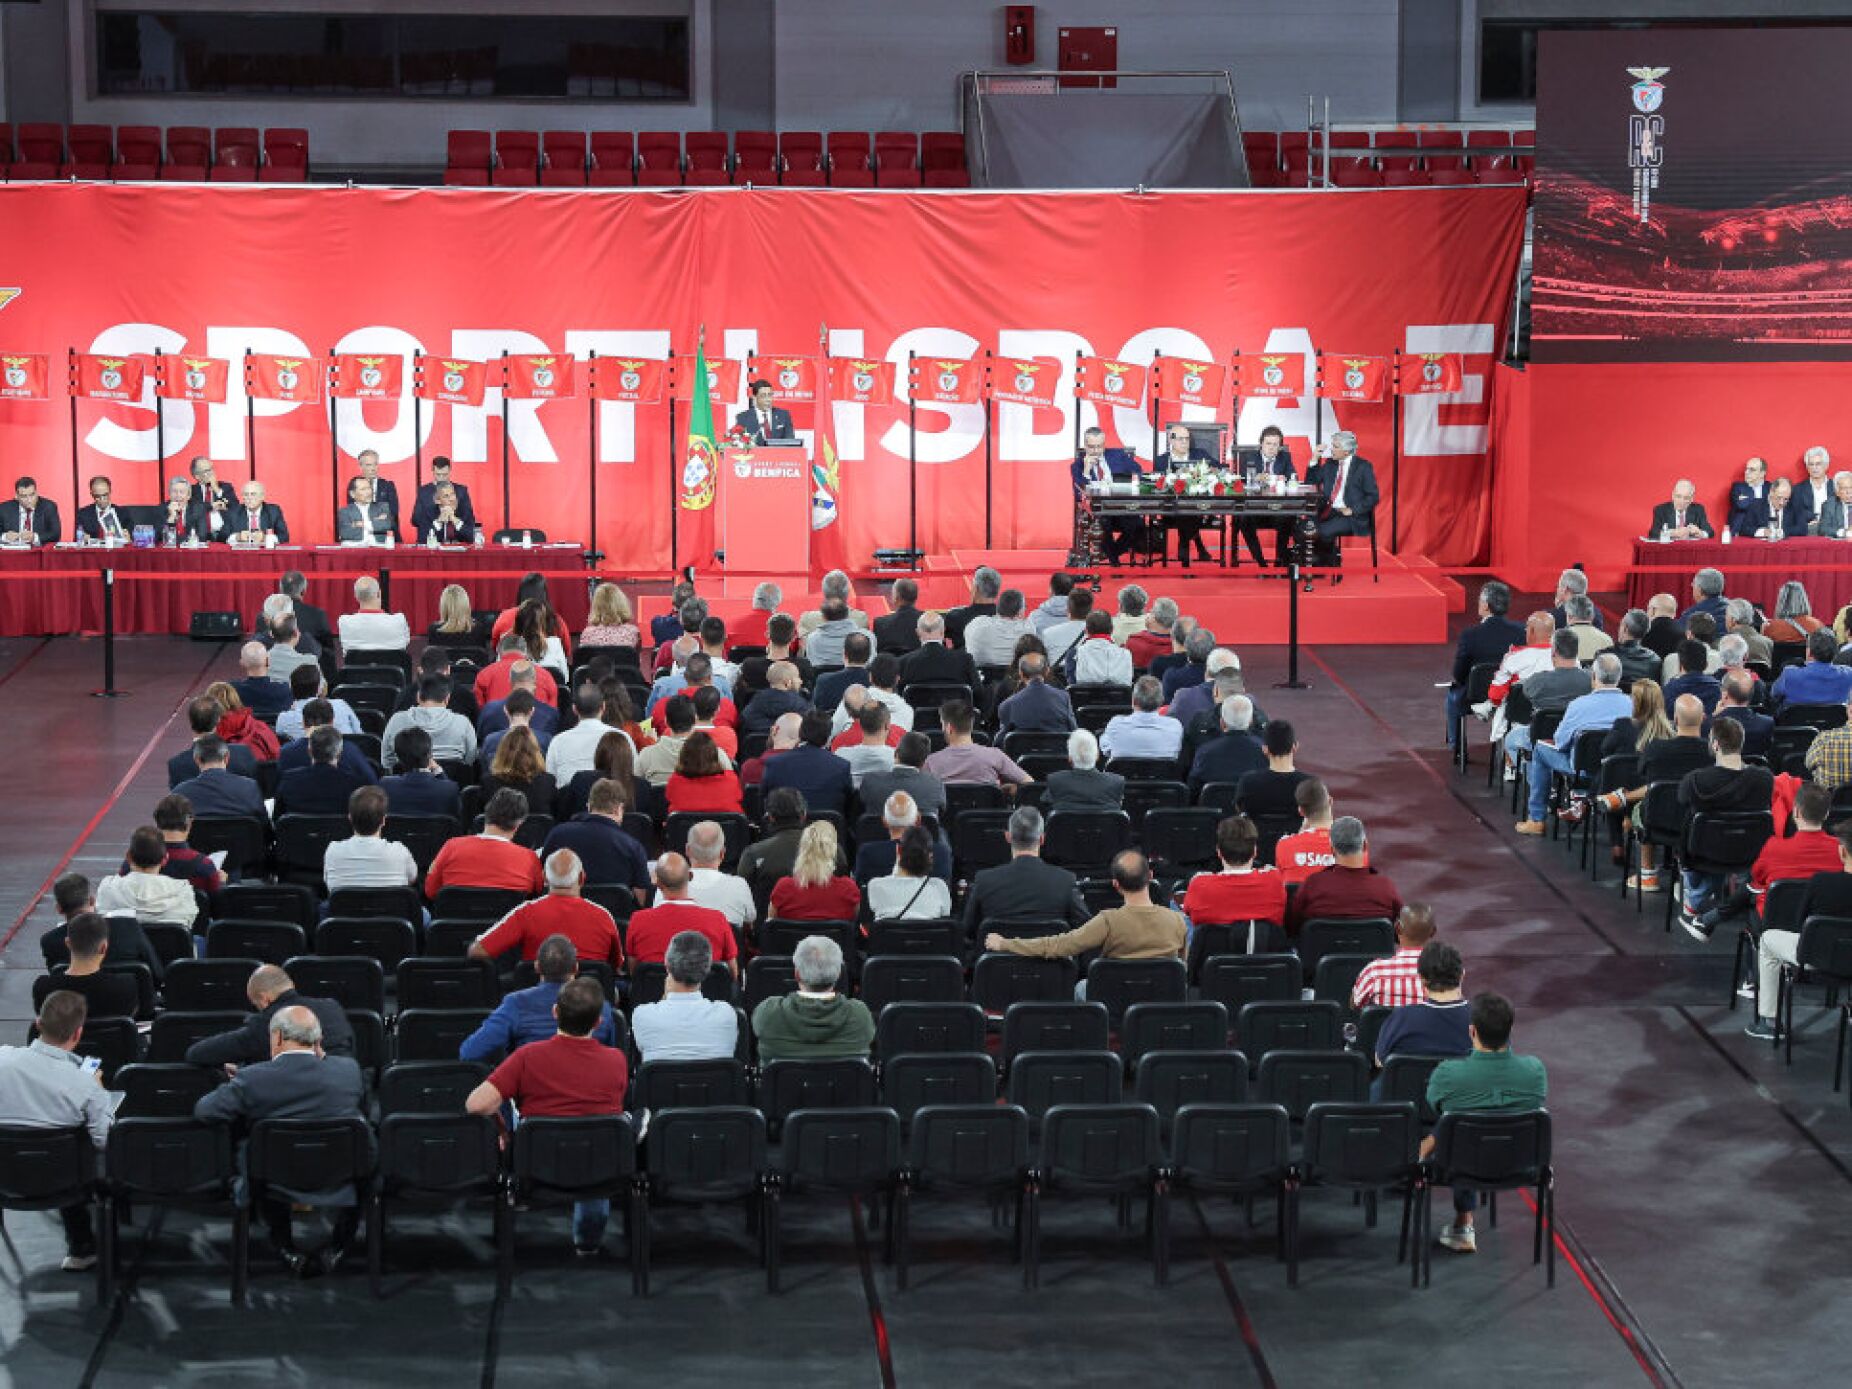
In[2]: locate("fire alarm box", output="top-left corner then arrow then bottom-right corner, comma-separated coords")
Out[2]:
1058,25 -> 1117,88
1005,5 -> 1034,65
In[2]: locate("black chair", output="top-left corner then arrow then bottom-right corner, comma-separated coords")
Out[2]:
141,922 -> 198,969
1084,957 -> 1187,1025
396,956 -> 499,1010
1452,663 -> 1498,773
1295,1101 -> 1424,1288
881,1053 -> 997,1129
1001,1001 -> 1111,1064
113,1063 -> 220,1118
630,1059 -> 751,1111
971,954 -> 1079,1016
206,920 -> 307,966
1377,1054 -> 1446,1123
1133,1050 -> 1249,1134
1141,808 -> 1223,874
1042,810 -> 1133,874
1582,753 -> 1640,877
767,1107 -> 900,1291
1165,1104 -> 1293,1280
744,955 -> 799,1013
1296,918 -> 1394,982
582,883 -> 637,924
147,1010 -> 247,1064
1121,781 -> 1189,832
423,919 -> 485,957
315,917 -> 419,974
1774,701 -> 1847,731
1624,782 -> 1687,911
100,1118 -> 235,1304
1311,952 -> 1383,1006
1186,921 -> 1290,980
1354,1005 -> 1394,1060
1198,952 -> 1300,1012
0,1124 -> 102,1295
161,958 -> 258,1011
238,1117 -> 376,1300
431,886 -> 529,921
876,1001 -> 986,1056
1004,1049 -> 1123,1120
349,1009 -> 389,1080
1119,1001 -> 1229,1067
635,1106 -> 769,1297
1422,1110 -> 1554,1287
893,1103 -> 1031,1289
377,1060 -> 489,1115
663,812 -> 751,871
1236,1001 -> 1345,1065
282,955 -> 385,1015
273,814 -> 353,882
628,961 -> 734,1008
859,954 -> 965,1013
332,683 -> 400,723
506,1116 -> 640,1292
327,885 -> 427,925
1256,1049 -> 1370,1121
395,1008 -> 492,1061
384,816 -> 463,875
1250,812 -> 1300,869
950,809 -> 1015,880
188,816 -> 269,880
756,1058 -> 878,1132
864,919 -> 961,957
216,882 -> 317,931
1000,730 -> 1071,761
367,1113 -> 505,1294
759,918 -> 856,958
1676,811 -> 1774,936
1776,914 -> 1852,1066
940,782 -> 1008,829
1026,1103 -> 1166,1288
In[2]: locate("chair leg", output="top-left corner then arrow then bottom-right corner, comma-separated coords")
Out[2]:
1284,1180 -> 1299,1288
627,1184 -> 646,1297
1488,1190 -> 1498,1227
1151,1179 -> 1169,1287
1022,1178 -> 1040,1290
895,1181 -> 911,1291
231,1204 -> 249,1307
1396,1184 -> 1411,1264
499,1199 -> 515,1295
1544,1176 -> 1556,1287
764,1179 -> 781,1294
366,1196 -> 383,1297
94,1197 -> 111,1308
1836,1006 -> 1849,1092
1784,971 -> 1796,1064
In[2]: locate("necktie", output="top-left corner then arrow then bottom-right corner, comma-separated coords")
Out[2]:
761,410 -> 771,437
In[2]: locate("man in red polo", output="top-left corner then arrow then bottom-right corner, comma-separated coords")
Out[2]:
424,788 -> 546,899
474,639 -> 558,707
1746,781 -> 1842,920
625,852 -> 739,975
1273,778 -> 1368,888
468,848 -> 623,970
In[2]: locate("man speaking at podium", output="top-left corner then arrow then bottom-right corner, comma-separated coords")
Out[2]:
735,380 -> 795,444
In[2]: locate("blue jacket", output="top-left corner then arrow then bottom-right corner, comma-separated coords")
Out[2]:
380,770 -> 464,821
1771,660 -> 1852,709
277,738 -> 378,784
458,981 -> 617,1062
997,680 -> 1077,734
761,744 -> 854,817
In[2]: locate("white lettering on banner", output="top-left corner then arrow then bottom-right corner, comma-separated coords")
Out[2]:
205,326 -> 313,459
1234,327 -> 1334,446
83,323 -> 191,462
1404,324 -> 1493,455
565,329 -> 671,462
995,330 -> 1088,460
824,327 -> 865,460
1109,327 -> 1216,461
450,330 -> 557,463
881,327 -> 983,463
332,325 -> 424,461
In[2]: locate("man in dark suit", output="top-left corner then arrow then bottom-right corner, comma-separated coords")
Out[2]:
1447,580 -> 1526,748
1045,730 -> 1126,814
740,662 -> 812,739
734,379 -> 795,444
278,700 -> 378,784
1151,423 -> 1217,562
873,578 -> 924,656
0,475 -> 60,545
1071,428 -> 1144,563
278,571 -> 337,656
192,996 -> 366,1274
40,872 -> 166,983
760,711 -> 854,818
227,480 -> 289,545
1714,670 -> 1774,758
231,641 -> 293,718
996,654 -> 1076,734
1641,594 -> 1685,660
380,726 -> 465,820
276,727 -> 370,817
335,478 -> 394,544
169,697 -> 260,787
185,457 -> 238,543
1233,426 -> 1298,565
409,456 -> 477,538
346,450 -> 401,538
851,790 -> 953,884
898,613 -> 980,696
1306,432 -> 1379,575
413,483 -> 475,544
813,632 -> 873,714
1792,447 -> 1833,535
1646,479 -> 1713,541
74,475 -> 131,543
943,567 -> 1001,651
1188,697 -> 1267,793
1679,567 -> 1729,627
173,737 -> 269,821
960,806 -> 1089,943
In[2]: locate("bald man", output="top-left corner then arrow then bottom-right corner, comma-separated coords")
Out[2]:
1648,479 -> 1712,541
232,480 -> 289,545
183,964 -> 356,1068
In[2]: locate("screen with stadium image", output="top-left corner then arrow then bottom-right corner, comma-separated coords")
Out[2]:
1530,25 -> 1852,362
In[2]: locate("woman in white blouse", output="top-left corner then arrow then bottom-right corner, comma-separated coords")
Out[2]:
868,825 -> 952,922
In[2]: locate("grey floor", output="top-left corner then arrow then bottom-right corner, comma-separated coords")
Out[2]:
0,620 -> 1846,1387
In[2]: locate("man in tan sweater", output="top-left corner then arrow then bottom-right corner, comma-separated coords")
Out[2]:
985,850 -> 1185,962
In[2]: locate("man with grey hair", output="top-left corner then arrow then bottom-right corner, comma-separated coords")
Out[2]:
851,790 -> 952,883
631,930 -> 738,1061
798,568 -> 870,642
1724,598 -> 1772,667
1156,618 -> 1207,699
997,650 -> 1076,734
1501,629 -> 1592,776
1796,445 -> 1834,533
961,804 -> 1088,941
1549,567 -> 1605,634
1649,478 -> 1713,541
1100,675 -> 1184,762
461,933 -> 618,1060
1126,594 -> 1179,670
467,847 -> 623,970
1610,608 -> 1662,686
1288,815 -> 1402,933
1447,580 -> 1526,748
682,820 -> 757,931
1170,646 -> 1242,727
337,573 -> 411,650
873,576 -> 925,655
1562,594 -> 1615,661
897,610 -> 981,695
1307,430 -> 1379,574
1517,650 -> 1631,833
194,1002 -> 367,1277
1187,694 -> 1266,792
1046,728 -> 1125,813
946,565 -> 1003,650
1681,567 -> 1729,626
186,455 -> 237,539
751,580 -> 783,615
751,935 -> 874,1060
1112,584 -> 1150,644
965,588 -> 1035,668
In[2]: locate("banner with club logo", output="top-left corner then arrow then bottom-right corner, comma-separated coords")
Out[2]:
414,357 -> 488,407
828,357 -> 896,406
246,353 -> 321,403
908,356 -> 983,405
588,356 -> 666,403
747,354 -> 818,403
0,353 -> 50,401
1075,355 -> 1146,409
1150,356 -> 1226,408
989,355 -> 1063,408
502,353 -> 576,400
73,353 -> 147,401
1237,352 -> 1306,399
330,353 -> 404,400
671,355 -> 741,402
155,354 -> 230,403
1396,351 -> 1465,395
1316,353 -> 1389,403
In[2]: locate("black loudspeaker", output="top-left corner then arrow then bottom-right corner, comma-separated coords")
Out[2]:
188,611 -> 243,642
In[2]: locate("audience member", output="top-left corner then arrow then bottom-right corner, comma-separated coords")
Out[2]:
1640,592 -> 1683,659
1713,670 -> 1773,758
168,694 -> 260,787
378,728 -> 463,820
922,700 -> 1031,789
737,789 -> 814,905
381,674 -> 476,770
1372,937 -> 1468,1062
148,793 -> 226,898
868,824 -> 954,921
770,821 -> 863,921
943,566 -> 1001,650
337,575 -> 411,651
1675,717 -> 1774,935
1561,595 -> 1613,661
960,806 -> 1089,941
538,778 -> 650,899
751,935 -> 874,1059
1045,728 -> 1125,812
965,588 -> 1035,669
185,964 -> 356,1067
1771,629 -> 1852,708
1351,904 -> 1439,1009
873,577 -> 925,654
681,820 -> 757,932
761,709 -> 854,815
424,788 -> 545,898
321,786 -> 419,895
627,852 -> 739,971
229,642 -> 293,719
276,727 -> 370,817
630,931 -> 739,1060
1182,816 -> 1286,941
1516,651 -> 1630,834
467,849 -> 623,969
40,873 -> 163,981
665,731 -> 744,815
741,660 -> 811,738
96,827 -> 199,926
996,651 -> 1076,734
897,612 -> 981,695
1187,695 -> 1264,791
1446,581 -> 1526,747
1073,610 -> 1135,685
1607,609 -> 1662,687
173,734 -> 267,822
835,701 -> 898,788
480,724 -> 557,809
986,850 -> 1184,980
1287,816 -> 1400,934
1100,676 -> 1184,762
277,664 -> 360,741
1272,778 -> 1357,887
1029,573 -> 1076,634
1662,639 -> 1723,716
31,912 -> 142,1019
459,933 -> 618,1058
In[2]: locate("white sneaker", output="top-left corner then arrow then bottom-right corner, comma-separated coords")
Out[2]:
1471,701 -> 1493,720
1437,1222 -> 1477,1254
61,1253 -> 97,1272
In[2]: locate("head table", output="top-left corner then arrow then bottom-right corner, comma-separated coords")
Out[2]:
1625,537 -> 1852,620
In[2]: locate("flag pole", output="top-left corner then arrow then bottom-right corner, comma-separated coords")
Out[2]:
1149,349 -> 1162,466
152,348 -> 166,502
587,350 -> 600,563
499,349 -> 511,533
67,349 -> 80,511
326,349 -> 339,525
1390,352 -> 1403,553
413,352 -> 424,496
907,349 -> 918,563
669,376 -> 680,575
983,350 -> 994,551
243,349 -> 257,485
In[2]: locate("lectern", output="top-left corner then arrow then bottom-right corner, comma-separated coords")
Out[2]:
720,442 -> 810,594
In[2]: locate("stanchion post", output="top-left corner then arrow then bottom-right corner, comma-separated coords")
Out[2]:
91,567 -> 122,698
982,350 -> 994,552
907,349 -> 919,563
500,349 -> 512,533
1275,532 -> 1312,692
244,348 -> 258,484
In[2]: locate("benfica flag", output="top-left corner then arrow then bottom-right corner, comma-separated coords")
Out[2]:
1238,352 -> 1306,399
246,353 -> 322,404
748,354 -> 818,403
73,353 -> 147,402
1075,355 -> 1146,410
828,357 -> 896,406
1150,355 -> 1226,409
503,353 -> 577,401
1396,351 -> 1465,395
0,354 -> 50,401
415,356 -> 489,407
588,356 -> 666,403
330,353 -> 404,400
908,356 -> 982,405
155,354 -> 230,403
989,355 -> 1062,408
672,355 -> 741,402
1317,354 -> 1389,403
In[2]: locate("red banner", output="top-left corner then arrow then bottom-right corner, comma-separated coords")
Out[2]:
155,354 -> 230,403
747,354 -> 818,402
829,357 -> 896,406
1150,356 -> 1226,408
330,353 -> 403,400
0,353 -> 50,401
246,353 -> 322,404
589,356 -> 666,403
1238,352 -> 1306,399
503,353 -> 577,400
0,184 -> 1526,567
1317,354 -> 1389,403
1397,350 -> 1465,395
415,356 -> 488,407
672,355 -> 741,402
909,356 -> 983,405
989,355 -> 1063,408
1076,355 -> 1146,409
73,353 -> 147,401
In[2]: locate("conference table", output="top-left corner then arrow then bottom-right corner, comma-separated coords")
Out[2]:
1077,488 -> 1322,568
1625,537 -> 1852,617
0,543 -> 592,637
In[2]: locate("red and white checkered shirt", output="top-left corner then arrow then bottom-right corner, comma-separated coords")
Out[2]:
1351,947 -> 1425,1009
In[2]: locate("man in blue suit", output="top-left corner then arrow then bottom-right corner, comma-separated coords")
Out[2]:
168,697 -> 260,787
380,727 -> 464,821
1306,431 -> 1379,578
410,456 -> 478,539
173,737 -> 268,822
1446,581 -> 1526,748
761,710 -> 854,818
275,727 -> 371,818
1071,427 -> 1145,563
1234,425 -> 1298,566
996,653 -> 1077,734
277,700 -> 378,785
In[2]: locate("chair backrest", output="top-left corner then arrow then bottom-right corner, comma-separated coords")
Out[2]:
1084,957 -> 1187,1024
206,919 -> 306,965
384,816 -> 462,873
1170,1103 -> 1291,1185
1141,808 -> 1223,872
950,809 -> 1015,876
1119,1000 -> 1229,1065
247,1116 -> 375,1197
908,1103 -> 1028,1183
105,1116 -> 233,1197
1761,878 -> 1811,936
940,781 -> 1008,826
1683,811 -> 1774,872
282,954 -> 385,1015
1004,1049 -> 1123,1116
510,1114 -> 636,1201
1311,952 -> 1382,1005
430,885 -> 529,920
864,919 -> 961,957
971,953 -> 1078,1015
1198,952 -> 1300,1011
1638,781 -> 1687,843
1432,1108 -> 1552,1187
759,917 -> 856,959
188,815 -> 268,879
314,917 -> 418,972
780,1107 -> 899,1188
875,1001 -> 986,1056
395,1007 -> 492,1062
147,1009 -> 247,1063
377,1060 -> 489,1115
646,1106 -> 767,1197
1797,915 -> 1852,979
744,954 -> 799,1012
1000,1000 -> 1110,1062
1236,999 -> 1343,1062
1296,918 -> 1395,976
1041,810 -> 1133,871
1255,1048 -> 1370,1120
395,955 -> 499,1009
274,814 -> 353,875
1301,1101 -> 1422,1185
880,1052 -> 996,1127
217,881 -> 317,930
629,960 -> 734,1007
1132,1050 -> 1249,1126
859,954 -> 965,1013
163,958 -> 259,1011
663,811 -> 750,870
757,1058 -> 878,1125
378,1112 -> 501,1195
630,1058 -> 751,1111
1040,1103 -> 1160,1185
1376,1053 -> 1445,1121
112,1063 -> 222,1119
0,1125 -> 96,1206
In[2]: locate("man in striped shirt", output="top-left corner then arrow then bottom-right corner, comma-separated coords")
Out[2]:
1351,904 -> 1437,1009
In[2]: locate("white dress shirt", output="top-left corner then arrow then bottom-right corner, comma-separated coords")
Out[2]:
687,865 -> 757,930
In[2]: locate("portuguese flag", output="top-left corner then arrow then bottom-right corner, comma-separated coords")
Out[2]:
678,337 -> 720,570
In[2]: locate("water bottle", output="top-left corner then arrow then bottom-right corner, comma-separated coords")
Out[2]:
428,526 -> 440,549
1720,526 -> 1732,547
1660,525 -> 1671,543
473,528 -> 486,549
521,530 -> 533,549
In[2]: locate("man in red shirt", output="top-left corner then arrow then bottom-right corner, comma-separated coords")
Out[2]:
465,976 -> 628,1255
1183,815 -> 1285,942
1124,596 -> 1177,672
468,848 -> 624,970
625,852 -> 739,976
1272,778 -> 1369,888
1351,903 -> 1436,1009
1743,782 -> 1841,922
1287,816 -> 1401,937
425,787 -> 546,899
474,639 -> 558,707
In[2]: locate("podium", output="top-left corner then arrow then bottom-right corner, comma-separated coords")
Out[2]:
719,443 -> 810,595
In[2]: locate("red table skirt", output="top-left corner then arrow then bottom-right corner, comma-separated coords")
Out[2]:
1626,538 -> 1852,619
0,544 -> 591,637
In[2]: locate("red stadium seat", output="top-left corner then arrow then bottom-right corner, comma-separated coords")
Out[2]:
1513,130 -> 1535,146
685,146 -> 727,173
1378,153 -> 1420,174
1425,154 -> 1468,173
1328,131 -> 1370,149
442,167 -> 489,186
1332,165 -> 1384,188
0,125 -> 13,163
785,167 -> 828,187
685,168 -> 728,185
68,125 -> 112,163
264,128 -> 309,164
823,167 -> 867,187
637,168 -> 681,186
1419,129 -> 1465,149
1246,162 -> 1287,188
735,129 -> 776,155
58,162 -> 109,181
540,167 -> 587,187
216,143 -> 259,169
492,165 -> 538,186
7,161 -> 57,181
1373,129 -> 1419,149
210,163 -> 258,182
920,131 -> 965,171
115,126 -> 162,168
827,131 -> 871,169
1284,167 -> 1311,188
215,126 -> 260,161
1279,131 -> 1309,152
684,131 -> 727,168
541,131 -> 586,174
1428,168 -> 1477,186
18,123 -> 63,162
161,164 -> 208,182
1383,168 -> 1432,186
733,144 -> 776,176
779,130 -> 822,163
1466,130 -> 1511,148
922,168 -> 970,188
113,164 -> 160,182
636,131 -> 681,163
876,167 -> 922,187
874,131 -> 917,169
446,130 -> 492,170
588,152 -> 636,187
1242,131 -> 1278,169
258,163 -> 305,184
495,131 -> 540,170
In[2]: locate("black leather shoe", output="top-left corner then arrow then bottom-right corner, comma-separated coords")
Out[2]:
281,1249 -> 318,1280
317,1244 -> 346,1278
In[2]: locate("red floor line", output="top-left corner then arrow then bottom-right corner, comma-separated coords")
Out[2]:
849,1196 -> 899,1389
0,637 -> 52,695
0,646 -> 222,952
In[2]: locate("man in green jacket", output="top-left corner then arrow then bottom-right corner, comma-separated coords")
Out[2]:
751,934 -> 874,1061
